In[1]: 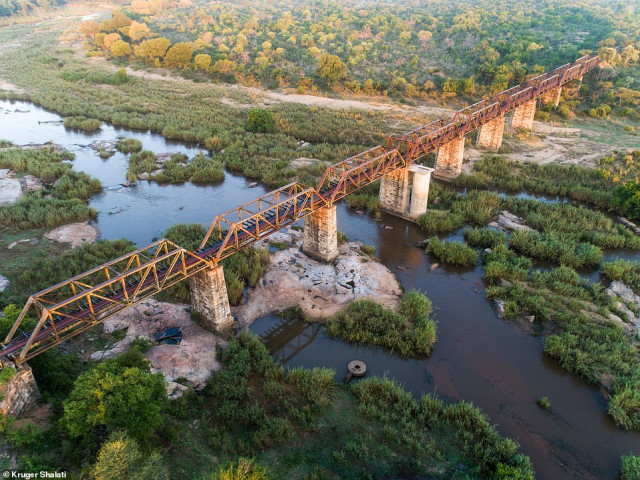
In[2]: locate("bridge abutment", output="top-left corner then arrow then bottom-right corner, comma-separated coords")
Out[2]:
303,205 -> 339,262
0,363 -> 40,417
434,136 -> 465,179
511,98 -> 537,130
188,265 -> 234,330
476,115 -> 505,151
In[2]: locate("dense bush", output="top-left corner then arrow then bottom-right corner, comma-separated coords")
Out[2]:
464,227 -> 507,249
116,138 -> 142,154
62,354 -> 168,443
246,108 -> 274,134
602,260 -> 640,293
92,432 -> 168,480
0,195 -> 97,231
63,116 -> 101,131
427,237 -> 478,267
621,454 -> 640,480
509,229 -> 603,268
326,291 -> 437,357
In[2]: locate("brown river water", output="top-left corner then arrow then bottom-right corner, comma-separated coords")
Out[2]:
1,99 -> 639,479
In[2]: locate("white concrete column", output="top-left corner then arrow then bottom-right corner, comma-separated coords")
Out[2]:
303,205 -> 339,262
189,265 -> 233,330
408,165 -> 433,219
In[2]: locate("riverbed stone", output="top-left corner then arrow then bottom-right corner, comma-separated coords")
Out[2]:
488,211 -> 533,232
0,177 -> 22,206
22,175 -> 42,191
90,299 -> 226,390
606,280 -> 640,327
45,222 -> 99,247
234,228 -> 402,327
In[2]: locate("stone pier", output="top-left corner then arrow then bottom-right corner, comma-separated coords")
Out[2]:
408,165 -> 433,219
0,364 -> 40,417
541,87 -> 562,108
379,168 -> 410,216
434,136 -> 465,179
188,265 -> 234,330
511,98 -> 537,130
379,165 -> 433,220
476,115 -> 505,151
303,205 -> 338,262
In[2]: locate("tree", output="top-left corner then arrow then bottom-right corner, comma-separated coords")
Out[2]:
134,38 -> 171,60
62,359 -> 167,443
246,108 -> 274,133
212,59 -> 237,75
208,458 -> 269,480
194,53 -> 211,71
92,432 -> 168,480
79,20 -> 100,38
110,40 -> 132,58
164,42 -> 196,68
614,181 -> 640,220
127,21 -> 151,42
103,33 -> 122,50
317,53 -> 347,85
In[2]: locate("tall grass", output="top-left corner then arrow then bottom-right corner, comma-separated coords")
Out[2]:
325,291 -> 436,357
427,237 -> 478,267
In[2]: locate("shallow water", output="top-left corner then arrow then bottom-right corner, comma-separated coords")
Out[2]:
2,98 -> 639,479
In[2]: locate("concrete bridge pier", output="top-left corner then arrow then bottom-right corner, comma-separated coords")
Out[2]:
542,87 -> 562,108
0,363 -> 40,417
476,115 -> 506,151
408,165 -> 434,219
188,265 -> 234,330
434,136 -> 465,179
303,205 -> 339,262
379,168 -> 410,216
379,165 -> 434,219
511,98 -> 537,130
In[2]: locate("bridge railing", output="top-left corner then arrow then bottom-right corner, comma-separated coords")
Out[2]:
2,240 -> 210,363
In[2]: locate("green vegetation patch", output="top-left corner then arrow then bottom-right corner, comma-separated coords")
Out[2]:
326,291 -> 437,357
427,237 -> 478,267
63,116 -> 101,132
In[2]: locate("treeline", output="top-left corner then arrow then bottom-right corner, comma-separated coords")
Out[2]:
0,0 -> 62,17
78,1 -> 640,118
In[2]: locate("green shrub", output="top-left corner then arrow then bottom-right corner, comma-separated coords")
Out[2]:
116,138 -> 143,154
63,116 -> 101,131
92,431 -> 168,480
464,227 -> 507,249
326,292 -> 436,357
536,396 -> 551,410
621,454 -> 640,480
427,237 -> 478,267
62,357 -> 168,443
247,108 -> 274,133
0,366 -> 16,385
208,458 -> 269,480
417,210 -> 464,233
359,244 -> 376,258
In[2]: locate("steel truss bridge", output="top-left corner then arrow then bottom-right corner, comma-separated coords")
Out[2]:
0,55 -> 600,364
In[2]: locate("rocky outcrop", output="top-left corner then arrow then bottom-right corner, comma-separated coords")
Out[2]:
606,281 -> 640,329
0,177 -> 22,206
90,299 -> 226,396
489,210 -> 533,232
233,228 -> 402,327
0,364 -> 41,417
45,222 -> 99,247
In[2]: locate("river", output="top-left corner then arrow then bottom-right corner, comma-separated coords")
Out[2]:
1,98 -> 638,479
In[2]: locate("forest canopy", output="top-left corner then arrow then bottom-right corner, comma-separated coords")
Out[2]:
78,0 -> 640,118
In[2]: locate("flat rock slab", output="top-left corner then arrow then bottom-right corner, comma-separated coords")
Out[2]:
45,222 -> 99,247
489,210 -> 532,232
234,230 -> 402,327
90,299 -> 226,393
606,280 -> 640,328
22,175 -> 42,191
0,178 -> 22,206
0,169 -> 12,178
